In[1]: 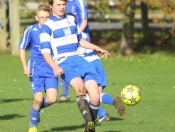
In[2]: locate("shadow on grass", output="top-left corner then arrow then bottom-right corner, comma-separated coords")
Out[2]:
0,114 -> 25,120
109,117 -> 124,122
104,131 -> 121,132
0,98 -> 33,103
41,117 -> 123,132
41,123 -> 85,132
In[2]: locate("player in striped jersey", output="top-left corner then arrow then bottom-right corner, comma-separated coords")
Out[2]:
57,0 -> 91,102
18,5 -> 58,132
66,0 -> 125,122
40,0 -> 110,131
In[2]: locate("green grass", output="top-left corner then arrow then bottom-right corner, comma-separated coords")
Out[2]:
0,54 -> 175,132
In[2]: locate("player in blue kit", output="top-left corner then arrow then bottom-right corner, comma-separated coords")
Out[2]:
18,5 -> 58,132
40,0 -> 110,131
65,0 -> 125,122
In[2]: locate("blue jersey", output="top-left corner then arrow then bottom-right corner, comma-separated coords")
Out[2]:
66,0 -> 90,40
40,15 -> 83,64
19,23 -> 58,93
18,23 -> 43,61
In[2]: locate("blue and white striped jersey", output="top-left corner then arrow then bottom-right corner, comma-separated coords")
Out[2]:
66,0 -> 99,62
18,23 -> 44,61
40,15 -> 83,64
66,0 -> 89,36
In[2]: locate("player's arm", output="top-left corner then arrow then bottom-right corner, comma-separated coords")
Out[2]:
40,24 -> 63,77
18,26 -> 32,77
77,0 -> 88,32
79,19 -> 87,32
42,53 -> 63,77
19,48 -> 31,77
79,39 -> 110,59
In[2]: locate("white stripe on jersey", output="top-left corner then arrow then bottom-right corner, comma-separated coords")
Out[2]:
53,34 -> 78,47
41,49 -> 51,54
84,55 -> 100,62
84,49 -> 100,62
40,33 -> 51,43
77,0 -> 86,19
20,25 -> 32,49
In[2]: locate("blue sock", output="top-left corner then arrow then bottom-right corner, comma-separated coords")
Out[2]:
98,106 -> 107,118
40,98 -> 49,109
100,93 -> 114,105
29,107 -> 40,127
60,78 -> 69,96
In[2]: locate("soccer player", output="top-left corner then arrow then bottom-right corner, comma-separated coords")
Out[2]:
40,0 -> 110,131
57,0 -> 90,103
65,0 -> 125,122
18,5 -> 58,132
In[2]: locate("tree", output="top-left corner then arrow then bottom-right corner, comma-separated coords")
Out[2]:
0,0 -> 7,50
120,0 -> 136,55
9,0 -> 20,55
141,1 -> 149,43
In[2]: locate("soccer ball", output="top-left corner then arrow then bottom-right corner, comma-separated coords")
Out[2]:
121,85 -> 141,105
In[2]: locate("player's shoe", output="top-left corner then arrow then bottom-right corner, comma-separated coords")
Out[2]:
83,121 -> 95,132
28,127 -> 38,132
113,95 -> 125,117
57,95 -> 70,103
99,113 -> 111,122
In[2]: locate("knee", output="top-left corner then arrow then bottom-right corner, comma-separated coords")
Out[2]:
33,98 -> 43,107
90,97 -> 100,106
47,96 -> 57,104
76,83 -> 86,95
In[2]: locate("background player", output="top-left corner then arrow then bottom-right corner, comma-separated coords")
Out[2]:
18,5 -> 58,132
66,0 -> 125,122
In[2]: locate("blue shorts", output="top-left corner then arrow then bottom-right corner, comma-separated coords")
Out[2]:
59,56 -> 99,84
28,60 -> 58,94
90,59 -> 107,88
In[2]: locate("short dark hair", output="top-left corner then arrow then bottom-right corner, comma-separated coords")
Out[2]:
49,0 -> 67,6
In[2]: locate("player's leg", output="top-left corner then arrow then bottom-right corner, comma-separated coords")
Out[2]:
44,77 -> 58,105
70,77 -> 96,132
93,60 -> 125,117
98,107 -> 110,122
60,56 -> 97,132
85,80 -> 100,122
60,77 -> 69,96
70,77 -> 93,122
57,78 -> 70,103
28,72 -> 45,131
29,91 -> 43,130
100,93 -> 125,117
86,93 -> 110,122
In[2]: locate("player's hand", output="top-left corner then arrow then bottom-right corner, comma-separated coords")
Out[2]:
53,65 -> 64,77
24,67 -> 32,77
100,52 -> 109,60
95,47 -> 110,59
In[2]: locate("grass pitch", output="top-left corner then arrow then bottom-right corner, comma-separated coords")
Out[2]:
0,53 -> 175,132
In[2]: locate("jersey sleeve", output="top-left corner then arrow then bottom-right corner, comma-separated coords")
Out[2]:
77,24 -> 83,41
77,0 -> 88,20
18,25 -> 32,50
40,22 -> 52,54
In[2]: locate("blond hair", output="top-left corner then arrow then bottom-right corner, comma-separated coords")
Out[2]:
36,5 -> 51,15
